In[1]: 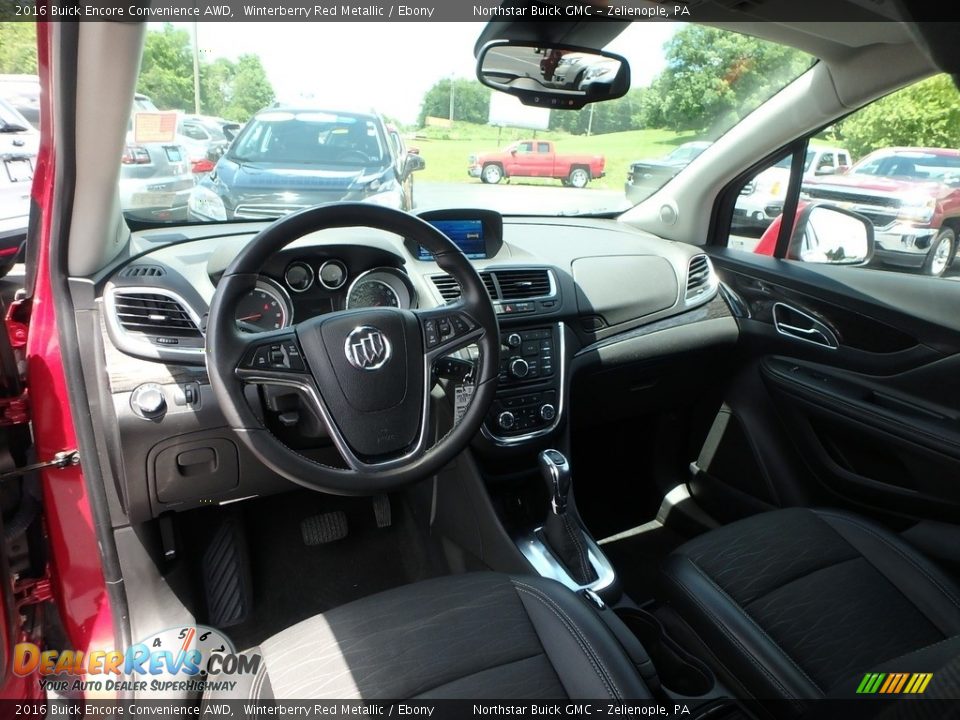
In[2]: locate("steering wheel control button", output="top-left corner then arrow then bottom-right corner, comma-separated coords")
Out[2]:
424,313 -> 476,349
243,337 -> 305,372
344,326 -> 391,371
131,383 -> 167,420
451,314 -> 473,335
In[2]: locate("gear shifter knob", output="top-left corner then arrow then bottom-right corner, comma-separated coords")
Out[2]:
539,449 -> 572,515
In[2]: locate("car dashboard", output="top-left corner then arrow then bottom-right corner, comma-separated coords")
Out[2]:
95,211 -> 736,522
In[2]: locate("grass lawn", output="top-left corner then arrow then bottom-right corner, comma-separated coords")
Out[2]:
408,122 -> 700,190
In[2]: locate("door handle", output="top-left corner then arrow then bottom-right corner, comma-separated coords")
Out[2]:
772,302 -> 839,349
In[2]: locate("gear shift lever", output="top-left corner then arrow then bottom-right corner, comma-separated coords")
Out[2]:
538,449 -> 597,585
540,449 -> 571,515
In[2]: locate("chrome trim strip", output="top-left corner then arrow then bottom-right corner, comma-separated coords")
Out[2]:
772,302 -> 839,350
480,322 -> 565,446
515,528 -> 616,594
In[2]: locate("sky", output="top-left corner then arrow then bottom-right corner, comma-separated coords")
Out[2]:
159,21 -> 678,124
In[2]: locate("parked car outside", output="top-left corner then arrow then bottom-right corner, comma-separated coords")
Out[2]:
468,139 -> 605,188
177,114 -> 241,173
119,94 -> 195,222
0,74 -> 41,129
802,147 -> 960,276
188,107 -> 421,221
625,140 -> 711,203
0,97 -> 37,277
386,123 -> 425,210
735,146 -> 851,230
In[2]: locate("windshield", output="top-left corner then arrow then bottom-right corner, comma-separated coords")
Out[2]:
851,150 -> 960,180
115,22 -> 813,225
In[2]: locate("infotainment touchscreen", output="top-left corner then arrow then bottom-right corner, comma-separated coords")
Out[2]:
418,219 -> 486,260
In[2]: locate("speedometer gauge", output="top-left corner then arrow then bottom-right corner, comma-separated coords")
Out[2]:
235,279 -> 292,332
345,268 -> 416,310
348,279 -> 399,308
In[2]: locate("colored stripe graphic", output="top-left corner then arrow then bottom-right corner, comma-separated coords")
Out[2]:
857,672 -> 932,694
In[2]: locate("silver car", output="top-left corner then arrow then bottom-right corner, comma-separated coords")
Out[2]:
0,98 -> 37,276
118,94 -> 195,221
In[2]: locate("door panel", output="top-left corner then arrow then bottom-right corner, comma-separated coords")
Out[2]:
704,249 -> 960,525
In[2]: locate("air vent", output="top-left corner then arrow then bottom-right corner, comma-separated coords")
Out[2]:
684,255 -> 716,305
430,272 -> 497,302
496,269 -> 551,300
112,292 -> 202,337
119,265 -> 166,278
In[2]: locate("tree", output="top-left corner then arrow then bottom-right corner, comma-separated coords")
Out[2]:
829,74 -> 960,158
138,24 -> 274,122
644,26 -> 810,134
418,79 -> 491,127
220,54 -> 274,120
0,22 -> 37,74
549,88 -> 648,135
137,24 -> 195,111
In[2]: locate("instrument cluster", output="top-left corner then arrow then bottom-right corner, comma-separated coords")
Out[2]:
235,259 -> 416,331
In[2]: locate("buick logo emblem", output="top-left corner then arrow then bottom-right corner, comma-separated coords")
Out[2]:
344,326 -> 391,371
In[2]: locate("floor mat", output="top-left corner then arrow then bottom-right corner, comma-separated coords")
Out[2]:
183,490 -> 448,650
599,520 -> 688,604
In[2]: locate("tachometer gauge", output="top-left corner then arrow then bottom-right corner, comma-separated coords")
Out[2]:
235,279 -> 292,332
345,268 -> 416,310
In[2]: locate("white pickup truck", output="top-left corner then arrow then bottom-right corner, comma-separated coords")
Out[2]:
735,146 -> 852,229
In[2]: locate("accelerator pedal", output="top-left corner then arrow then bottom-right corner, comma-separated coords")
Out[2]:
301,510 -> 348,545
373,494 -> 392,528
202,514 -> 252,628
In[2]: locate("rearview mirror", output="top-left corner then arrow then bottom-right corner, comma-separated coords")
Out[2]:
790,204 -> 874,265
477,40 -> 630,110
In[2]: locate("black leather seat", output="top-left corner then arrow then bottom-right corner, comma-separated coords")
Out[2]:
222,572 -> 651,700
660,508 -> 960,709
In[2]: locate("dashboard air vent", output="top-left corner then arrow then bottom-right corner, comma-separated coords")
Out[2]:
684,255 -> 716,304
496,269 -> 551,300
112,292 -> 202,338
119,265 -> 166,278
430,272 -> 497,302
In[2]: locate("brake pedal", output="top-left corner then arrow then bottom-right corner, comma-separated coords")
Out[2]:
301,511 -> 348,545
202,514 -> 252,628
373,494 -> 392,528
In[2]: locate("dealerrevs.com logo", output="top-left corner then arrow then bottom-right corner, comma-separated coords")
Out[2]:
856,672 -> 934,695
13,626 -> 260,696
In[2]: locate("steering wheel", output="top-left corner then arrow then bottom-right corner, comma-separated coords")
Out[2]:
207,203 -> 500,494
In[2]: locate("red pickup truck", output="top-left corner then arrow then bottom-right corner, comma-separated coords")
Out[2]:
468,140 -> 605,188
755,147 -> 960,277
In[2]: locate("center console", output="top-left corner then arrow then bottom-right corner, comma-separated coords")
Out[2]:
482,323 -> 564,444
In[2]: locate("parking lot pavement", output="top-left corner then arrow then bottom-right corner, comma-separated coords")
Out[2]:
415,181 -> 628,216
